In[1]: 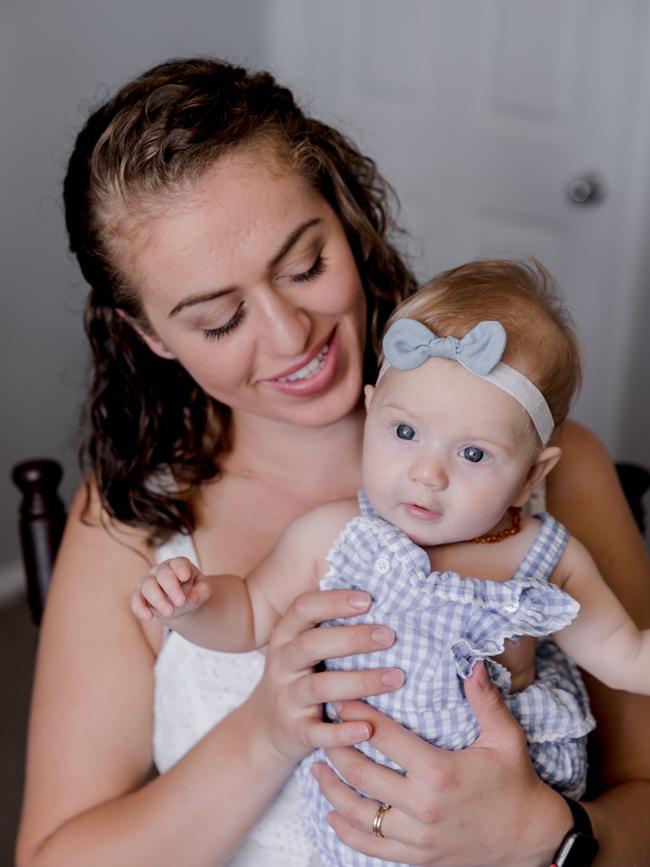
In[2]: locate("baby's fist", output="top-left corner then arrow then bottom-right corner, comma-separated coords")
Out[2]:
130,557 -> 210,622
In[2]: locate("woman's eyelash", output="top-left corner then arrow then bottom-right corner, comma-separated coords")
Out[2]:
290,254 -> 326,283
203,304 -> 246,341
200,254 -> 323,340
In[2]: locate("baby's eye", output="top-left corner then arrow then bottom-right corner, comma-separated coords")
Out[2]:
461,446 -> 486,463
395,424 -> 416,441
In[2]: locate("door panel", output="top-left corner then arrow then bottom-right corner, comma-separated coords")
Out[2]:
266,0 -> 649,454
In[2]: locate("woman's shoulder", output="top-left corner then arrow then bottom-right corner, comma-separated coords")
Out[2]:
46,477 -> 163,652
65,476 -> 154,561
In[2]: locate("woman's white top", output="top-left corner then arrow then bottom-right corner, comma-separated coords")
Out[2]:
153,533 -> 321,867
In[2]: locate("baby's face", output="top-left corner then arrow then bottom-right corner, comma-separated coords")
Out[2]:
362,357 -> 539,547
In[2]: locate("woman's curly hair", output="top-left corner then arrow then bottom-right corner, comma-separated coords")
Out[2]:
64,57 -> 416,544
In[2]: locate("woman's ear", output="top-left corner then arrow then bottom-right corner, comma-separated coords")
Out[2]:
364,384 -> 375,412
512,445 -> 562,508
116,309 -> 176,360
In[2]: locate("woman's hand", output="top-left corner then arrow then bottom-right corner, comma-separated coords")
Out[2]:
314,661 -> 572,867
251,588 -> 405,762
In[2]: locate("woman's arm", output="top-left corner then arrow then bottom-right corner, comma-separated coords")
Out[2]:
16,484 -> 402,867
316,420 -> 650,866
546,420 -> 650,864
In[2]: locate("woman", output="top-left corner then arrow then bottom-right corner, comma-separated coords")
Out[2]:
16,58 -> 650,867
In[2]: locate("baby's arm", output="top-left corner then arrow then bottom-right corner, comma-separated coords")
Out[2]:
551,537 -> 650,694
130,558 -> 261,651
130,500 -> 355,652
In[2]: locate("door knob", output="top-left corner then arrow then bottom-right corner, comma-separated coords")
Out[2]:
567,173 -> 606,205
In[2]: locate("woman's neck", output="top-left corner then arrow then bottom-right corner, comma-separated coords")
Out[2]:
221,404 -> 365,503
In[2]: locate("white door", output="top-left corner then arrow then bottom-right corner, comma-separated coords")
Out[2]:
265,0 -> 650,456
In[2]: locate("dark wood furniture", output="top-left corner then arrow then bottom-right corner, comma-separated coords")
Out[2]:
12,459 -> 67,625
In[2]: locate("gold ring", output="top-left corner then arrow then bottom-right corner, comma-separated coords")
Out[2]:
371,802 -> 392,837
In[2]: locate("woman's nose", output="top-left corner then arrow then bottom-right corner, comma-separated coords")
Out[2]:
409,455 -> 448,489
258,288 -> 312,355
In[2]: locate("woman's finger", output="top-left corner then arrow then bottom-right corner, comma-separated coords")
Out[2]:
271,589 -> 371,644
276,622 -> 396,670
297,667 -> 404,705
324,745 -> 410,812
334,699 -> 448,773
464,661 -> 528,754
304,720 -> 373,750
325,812 -> 420,864
312,761 -> 423,849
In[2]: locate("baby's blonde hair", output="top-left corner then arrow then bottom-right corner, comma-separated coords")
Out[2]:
383,258 -> 581,427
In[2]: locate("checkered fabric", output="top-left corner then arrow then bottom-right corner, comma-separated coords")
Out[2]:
298,491 -> 595,867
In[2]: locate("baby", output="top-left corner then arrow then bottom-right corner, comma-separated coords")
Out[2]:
131,259 -> 649,867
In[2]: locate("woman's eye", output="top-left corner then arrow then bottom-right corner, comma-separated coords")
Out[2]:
395,424 -> 416,441
290,254 -> 326,284
461,446 -> 486,463
202,303 -> 246,341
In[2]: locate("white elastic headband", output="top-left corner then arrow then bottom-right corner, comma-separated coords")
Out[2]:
379,318 -> 555,445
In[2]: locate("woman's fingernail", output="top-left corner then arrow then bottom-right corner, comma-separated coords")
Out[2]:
381,669 -> 404,688
311,764 -> 321,781
351,724 -> 371,740
349,593 -> 371,610
371,626 -> 395,646
473,660 -> 488,688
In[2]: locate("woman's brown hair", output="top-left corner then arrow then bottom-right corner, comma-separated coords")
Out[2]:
64,57 -> 416,543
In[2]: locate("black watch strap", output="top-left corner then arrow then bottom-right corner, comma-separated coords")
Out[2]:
549,796 -> 599,867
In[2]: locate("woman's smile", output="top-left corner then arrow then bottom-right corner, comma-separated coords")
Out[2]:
261,327 -> 339,396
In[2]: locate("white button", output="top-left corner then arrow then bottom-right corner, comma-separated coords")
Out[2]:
375,557 -> 390,574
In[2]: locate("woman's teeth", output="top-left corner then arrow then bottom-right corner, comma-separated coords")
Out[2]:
277,344 -> 329,382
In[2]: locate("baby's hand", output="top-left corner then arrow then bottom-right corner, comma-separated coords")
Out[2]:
130,557 -> 210,622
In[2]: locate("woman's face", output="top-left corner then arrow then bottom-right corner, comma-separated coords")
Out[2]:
118,149 -> 367,429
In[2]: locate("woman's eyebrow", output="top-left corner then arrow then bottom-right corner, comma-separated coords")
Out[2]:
269,217 -> 322,270
168,217 -> 323,318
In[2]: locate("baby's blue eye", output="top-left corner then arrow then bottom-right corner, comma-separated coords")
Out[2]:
395,424 -> 416,440
462,446 -> 485,463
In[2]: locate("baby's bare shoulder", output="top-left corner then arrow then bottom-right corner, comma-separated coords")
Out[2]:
292,497 -> 360,540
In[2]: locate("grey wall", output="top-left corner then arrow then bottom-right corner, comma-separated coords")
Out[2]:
1,1 -> 267,568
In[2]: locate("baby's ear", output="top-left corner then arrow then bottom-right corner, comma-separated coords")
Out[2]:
364,384 -> 375,412
512,446 -> 562,508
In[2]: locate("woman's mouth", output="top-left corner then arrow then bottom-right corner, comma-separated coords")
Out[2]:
276,343 -> 329,382
262,328 -> 340,397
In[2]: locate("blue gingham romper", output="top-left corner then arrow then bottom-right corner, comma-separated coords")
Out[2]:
298,491 -> 595,867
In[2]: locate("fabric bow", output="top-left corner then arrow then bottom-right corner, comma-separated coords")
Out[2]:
382,318 -> 507,376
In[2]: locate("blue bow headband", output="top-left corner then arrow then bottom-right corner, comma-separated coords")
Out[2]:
380,318 -> 554,444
